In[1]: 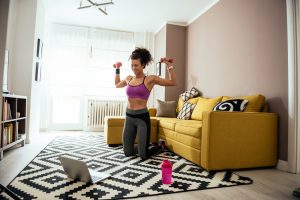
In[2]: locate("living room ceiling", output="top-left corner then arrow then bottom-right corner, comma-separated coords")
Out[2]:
42,0 -> 219,32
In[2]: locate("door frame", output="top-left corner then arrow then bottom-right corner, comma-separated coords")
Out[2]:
287,0 -> 300,173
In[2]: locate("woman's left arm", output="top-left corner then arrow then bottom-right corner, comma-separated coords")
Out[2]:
152,65 -> 176,86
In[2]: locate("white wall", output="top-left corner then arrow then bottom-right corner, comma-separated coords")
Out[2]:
154,26 -> 167,107
7,0 -> 45,143
30,0 -> 45,136
6,0 -> 18,91
0,0 -> 10,115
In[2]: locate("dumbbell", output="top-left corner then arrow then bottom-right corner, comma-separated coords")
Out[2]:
160,58 -> 174,63
113,62 -> 122,68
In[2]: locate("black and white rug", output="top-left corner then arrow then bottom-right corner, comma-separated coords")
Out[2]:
1,135 -> 252,199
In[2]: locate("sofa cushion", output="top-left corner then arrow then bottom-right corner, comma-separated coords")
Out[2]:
175,120 -> 202,139
105,116 -> 158,126
105,116 -> 126,126
172,133 -> 201,150
213,99 -> 248,112
191,96 -> 222,120
222,94 -> 265,112
177,102 -> 196,120
156,117 -> 182,131
156,99 -> 177,117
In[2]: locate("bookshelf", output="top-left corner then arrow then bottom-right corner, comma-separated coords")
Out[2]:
0,94 -> 27,160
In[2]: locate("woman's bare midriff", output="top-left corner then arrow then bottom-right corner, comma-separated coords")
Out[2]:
127,98 -> 148,110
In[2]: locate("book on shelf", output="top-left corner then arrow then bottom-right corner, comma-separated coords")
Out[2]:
2,100 -> 7,121
2,100 -> 12,121
7,102 -> 12,120
15,121 -> 19,141
2,123 -> 13,145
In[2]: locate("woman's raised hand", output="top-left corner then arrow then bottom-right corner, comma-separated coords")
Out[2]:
160,58 -> 174,64
113,62 -> 122,68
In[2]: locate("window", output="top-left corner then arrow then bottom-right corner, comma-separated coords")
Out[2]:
44,24 -> 134,130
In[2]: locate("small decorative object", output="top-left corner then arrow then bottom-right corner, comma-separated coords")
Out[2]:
161,159 -> 172,184
35,62 -> 42,82
36,38 -> 43,59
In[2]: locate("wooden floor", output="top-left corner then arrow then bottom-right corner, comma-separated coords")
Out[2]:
0,131 -> 300,200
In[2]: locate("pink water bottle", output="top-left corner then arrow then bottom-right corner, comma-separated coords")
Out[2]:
161,159 -> 172,184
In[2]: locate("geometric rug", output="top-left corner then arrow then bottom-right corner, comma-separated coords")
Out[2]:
1,135 -> 253,200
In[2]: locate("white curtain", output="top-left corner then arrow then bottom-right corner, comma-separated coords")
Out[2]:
42,24 -> 135,130
45,24 -> 134,98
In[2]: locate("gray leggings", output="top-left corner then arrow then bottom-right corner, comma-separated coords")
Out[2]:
122,108 -> 151,159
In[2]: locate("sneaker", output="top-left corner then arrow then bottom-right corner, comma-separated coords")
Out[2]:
293,188 -> 300,198
149,144 -> 163,156
159,139 -> 166,151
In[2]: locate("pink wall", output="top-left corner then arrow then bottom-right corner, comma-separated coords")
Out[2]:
166,24 -> 186,101
154,24 -> 186,103
186,0 -> 288,160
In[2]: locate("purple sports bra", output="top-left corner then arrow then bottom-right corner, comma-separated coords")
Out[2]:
126,76 -> 150,100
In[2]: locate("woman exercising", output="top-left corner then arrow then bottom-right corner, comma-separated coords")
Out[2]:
114,47 -> 176,159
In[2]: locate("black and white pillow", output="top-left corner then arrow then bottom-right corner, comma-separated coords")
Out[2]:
213,99 -> 248,112
180,87 -> 200,102
177,102 -> 196,120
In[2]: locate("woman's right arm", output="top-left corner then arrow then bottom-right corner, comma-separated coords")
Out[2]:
115,72 -> 130,88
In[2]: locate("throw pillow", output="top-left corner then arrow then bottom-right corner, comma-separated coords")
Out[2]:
176,96 -> 200,114
222,94 -> 265,112
191,96 -> 223,120
180,87 -> 200,102
213,99 -> 248,111
156,99 -> 177,117
177,102 -> 196,120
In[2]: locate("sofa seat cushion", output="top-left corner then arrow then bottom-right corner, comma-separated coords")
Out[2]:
159,132 -> 201,151
154,117 -> 183,131
175,120 -> 202,139
106,116 -> 158,126
105,116 -> 126,126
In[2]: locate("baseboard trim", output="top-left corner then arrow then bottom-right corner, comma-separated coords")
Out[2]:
277,159 -> 288,172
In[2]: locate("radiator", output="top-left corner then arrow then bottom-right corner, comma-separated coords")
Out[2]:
84,98 -> 126,131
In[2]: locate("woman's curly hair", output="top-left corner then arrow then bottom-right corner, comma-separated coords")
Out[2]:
129,47 -> 153,68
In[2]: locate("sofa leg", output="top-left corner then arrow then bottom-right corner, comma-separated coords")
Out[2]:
108,144 -> 120,147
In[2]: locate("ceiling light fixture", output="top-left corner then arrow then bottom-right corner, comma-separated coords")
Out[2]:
78,0 -> 114,15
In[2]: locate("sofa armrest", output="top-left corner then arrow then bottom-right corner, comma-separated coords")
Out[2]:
201,111 -> 278,171
148,108 -> 157,117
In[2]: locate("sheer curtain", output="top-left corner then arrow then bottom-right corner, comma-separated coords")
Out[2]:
43,24 -> 134,130
46,24 -> 134,97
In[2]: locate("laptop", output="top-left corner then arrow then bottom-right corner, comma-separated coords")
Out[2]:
59,156 -> 111,183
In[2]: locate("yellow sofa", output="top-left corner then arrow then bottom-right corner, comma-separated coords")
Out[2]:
104,94 -> 278,171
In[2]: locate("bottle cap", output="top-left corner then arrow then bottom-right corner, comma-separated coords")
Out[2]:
162,159 -> 172,167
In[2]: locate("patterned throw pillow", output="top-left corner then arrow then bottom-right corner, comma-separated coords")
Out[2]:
213,99 -> 249,112
177,102 -> 196,120
180,87 -> 200,102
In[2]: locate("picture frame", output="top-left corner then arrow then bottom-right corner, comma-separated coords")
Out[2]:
36,38 -> 43,59
35,62 -> 42,82
156,62 -> 161,76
